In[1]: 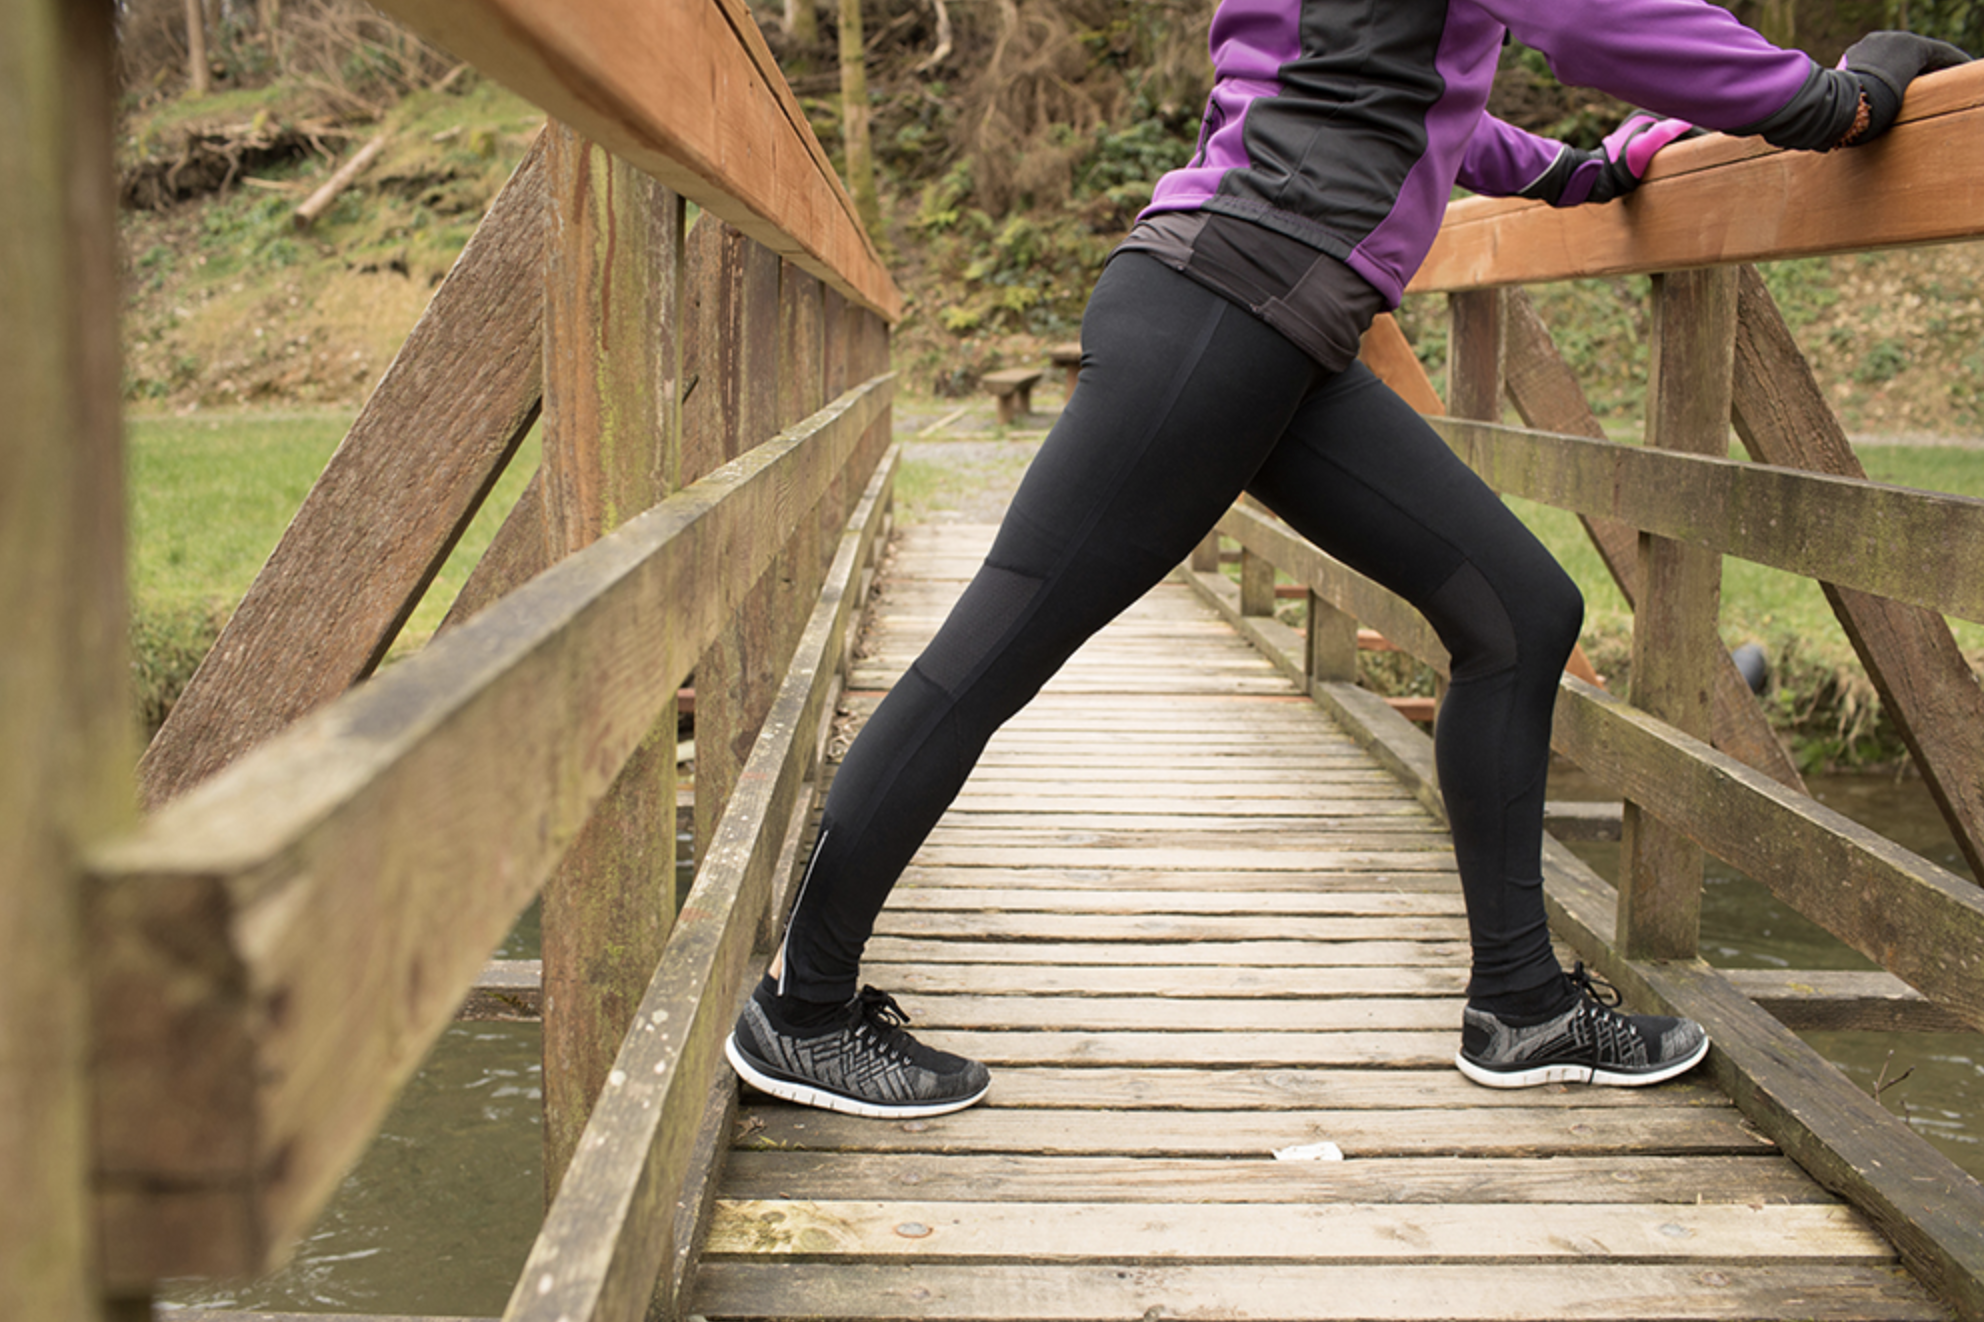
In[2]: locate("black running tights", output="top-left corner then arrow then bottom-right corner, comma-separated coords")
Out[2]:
780,254 -> 1584,1009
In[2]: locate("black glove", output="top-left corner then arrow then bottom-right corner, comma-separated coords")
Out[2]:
1838,31 -> 1971,145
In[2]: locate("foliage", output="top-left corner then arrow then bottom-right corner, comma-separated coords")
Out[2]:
1889,0 -> 1984,54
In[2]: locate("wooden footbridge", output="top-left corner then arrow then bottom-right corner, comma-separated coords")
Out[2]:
8,4 -> 1984,1322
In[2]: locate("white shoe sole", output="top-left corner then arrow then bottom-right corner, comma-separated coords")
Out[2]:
725,1032 -> 990,1119
1455,1034 -> 1710,1089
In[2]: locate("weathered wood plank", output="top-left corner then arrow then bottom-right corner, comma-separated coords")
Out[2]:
137,138 -> 548,808
718,1151 -> 1831,1205
1501,288 -> 1806,793
503,447 -> 898,1322
892,865 -> 1463,891
1729,263 -> 1984,882
1429,415 -> 1984,625
1617,267 -> 1734,961
537,124 -> 683,1198
1412,61 -> 1984,292
867,993 -> 1461,1033
1553,678 -> 1984,1031
861,938 -> 1470,969
370,0 -> 899,317
1721,968 -> 1976,1034
706,1198 -> 1888,1261
913,1065 -> 1719,1111
689,218 -> 793,869
736,1105 -> 1773,1157
884,887 -> 1463,915
2,1 -> 129,1313
692,1261 -> 1945,1320
86,376 -> 890,1281
905,846 -> 1449,871
812,1028 -> 1446,1069
871,912 -> 1465,945
1538,850 -> 1984,1322
859,963 -> 1469,1000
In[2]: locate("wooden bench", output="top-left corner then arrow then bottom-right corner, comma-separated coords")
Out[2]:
1050,340 -> 1082,396
982,366 -> 1043,424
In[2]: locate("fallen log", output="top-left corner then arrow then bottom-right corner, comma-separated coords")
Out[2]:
293,132 -> 387,230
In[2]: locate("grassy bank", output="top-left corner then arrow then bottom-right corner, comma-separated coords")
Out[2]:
128,409 -> 538,737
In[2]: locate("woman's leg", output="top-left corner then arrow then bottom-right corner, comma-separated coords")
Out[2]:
776,254 -> 1326,1006
1246,365 -> 1707,1087
1242,363 -> 1583,1009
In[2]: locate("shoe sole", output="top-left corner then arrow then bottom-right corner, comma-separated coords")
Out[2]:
724,1032 -> 990,1119
1454,1034 -> 1710,1089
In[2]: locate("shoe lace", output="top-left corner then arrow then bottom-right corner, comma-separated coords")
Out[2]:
1566,962 -> 1646,1067
847,986 -> 915,1064
1566,961 -> 1621,1008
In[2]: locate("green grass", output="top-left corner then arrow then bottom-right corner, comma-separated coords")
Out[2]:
127,409 -> 540,734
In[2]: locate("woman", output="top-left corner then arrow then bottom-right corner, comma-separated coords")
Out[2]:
726,0 -> 1967,1117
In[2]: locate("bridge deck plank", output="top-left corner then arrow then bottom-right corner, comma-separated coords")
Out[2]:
693,523 -> 1939,1322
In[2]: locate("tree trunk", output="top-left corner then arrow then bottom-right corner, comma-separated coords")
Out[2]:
837,0 -> 883,244
788,0 -> 817,45
185,0 -> 210,95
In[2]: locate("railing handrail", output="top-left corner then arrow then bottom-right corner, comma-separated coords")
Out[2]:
1411,62 -> 1984,292
1191,80 -> 1984,1319
87,374 -> 893,1286
375,0 -> 902,320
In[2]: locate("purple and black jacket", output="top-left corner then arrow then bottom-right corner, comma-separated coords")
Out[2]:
1123,0 -> 1859,360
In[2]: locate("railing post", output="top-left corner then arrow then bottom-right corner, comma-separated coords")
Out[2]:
686,221 -> 785,881
4,3 -> 129,1318
1443,286 -> 1505,722
1240,548 -> 1276,617
1618,268 -> 1737,961
1190,532 -> 1221,574
538,121 -> 685,1199
1447,288 -> 1505,423
1306,590 -> 1359,690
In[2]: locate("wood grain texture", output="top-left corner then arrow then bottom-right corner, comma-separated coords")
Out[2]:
1552,677 -> 1984,1033
537,124 -> 683,1200
1729,264 -> 1984,883
706,1198 -> 1887,1261
138,138 -> 548,808
1445,288 -> 1503,422
694,1262 -> 1943,1320
85,375 -> 890,1283
1412,62 -> 1984,292
369,0 -> 900,318
2,2 -> 130,1313
1502,289 -> 1805,793
502,446 -> 898,1322
1428,415 -> 1984,624
1617,269 -> 1735,962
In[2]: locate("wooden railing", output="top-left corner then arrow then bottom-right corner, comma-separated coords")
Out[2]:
1182,62 -> 1984,1322
7,3 -> 896,1320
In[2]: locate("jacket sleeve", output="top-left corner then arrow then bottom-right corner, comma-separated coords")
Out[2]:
1456,114 -> 1568,196
1475,0 -> 1860,150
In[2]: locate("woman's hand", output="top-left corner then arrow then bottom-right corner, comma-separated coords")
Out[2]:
1835,31 -> 1972,146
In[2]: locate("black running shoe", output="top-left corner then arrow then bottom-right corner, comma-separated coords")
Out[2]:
726,984 -> 991,1118
1456,964 -> 1709,1088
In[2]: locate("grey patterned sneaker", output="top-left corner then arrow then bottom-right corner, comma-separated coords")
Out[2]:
1456,965 -> 1709,1088
726,984 -> 991,1118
